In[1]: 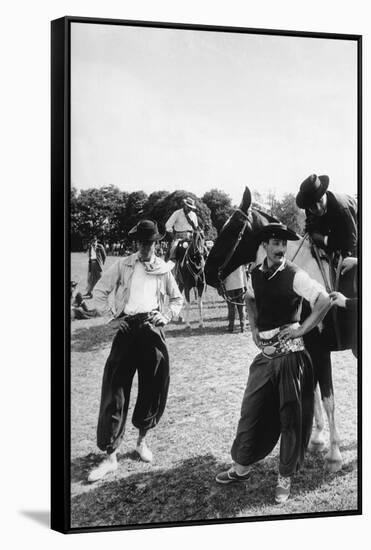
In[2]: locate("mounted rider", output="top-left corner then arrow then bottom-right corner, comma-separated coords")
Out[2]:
296,174 -> 358,261
165,197 -> 199,261
296,174 -> 358,353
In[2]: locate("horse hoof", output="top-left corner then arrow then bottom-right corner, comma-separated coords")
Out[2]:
308,440 -> 326,453
325,458 -> 342,473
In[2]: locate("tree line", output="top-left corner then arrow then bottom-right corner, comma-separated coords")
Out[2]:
71,185 -> 305,251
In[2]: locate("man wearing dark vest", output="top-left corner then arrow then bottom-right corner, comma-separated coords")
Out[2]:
165,197 -> 198,260
296,174 -> 357,258
215,223 -> 331,504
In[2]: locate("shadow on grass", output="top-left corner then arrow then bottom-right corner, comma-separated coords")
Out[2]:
72,320 -> 242,351
70,449 -> 357,529
71,324 -> 116,352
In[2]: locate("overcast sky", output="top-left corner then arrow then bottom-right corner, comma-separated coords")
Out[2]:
71,22 -> 358,206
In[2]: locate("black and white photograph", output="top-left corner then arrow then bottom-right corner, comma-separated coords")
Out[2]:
52,16 -> 360,533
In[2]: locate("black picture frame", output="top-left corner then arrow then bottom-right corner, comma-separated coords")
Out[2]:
51,16 -> 362,534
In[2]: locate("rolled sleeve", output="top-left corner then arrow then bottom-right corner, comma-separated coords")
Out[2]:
94,260 -> 121,317
293,269 -> 326,308
165,212 -> 177,232
165,271 -> 183,318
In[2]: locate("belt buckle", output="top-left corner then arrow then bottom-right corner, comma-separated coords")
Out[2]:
262,344 -> 278,357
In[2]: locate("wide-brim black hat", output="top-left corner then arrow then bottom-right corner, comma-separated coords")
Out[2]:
296,174 -> 329,209
257,223 -> 300,242
128,220 -> 164,241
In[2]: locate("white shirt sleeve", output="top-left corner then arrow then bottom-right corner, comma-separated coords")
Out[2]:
165,211 -> 178,232
293,269 -> 326,308
189,211 -> 198,227
245,272 -> 255,299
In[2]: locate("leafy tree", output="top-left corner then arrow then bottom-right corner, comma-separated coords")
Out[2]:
202,189 -> 233,234
70,186 -> 129,250
271,193 -> 305,235
142,190 -> 170,220
123,191 -> 148,233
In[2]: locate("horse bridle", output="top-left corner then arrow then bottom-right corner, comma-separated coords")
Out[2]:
217,208 -> 252,306
182,231 -> 207,286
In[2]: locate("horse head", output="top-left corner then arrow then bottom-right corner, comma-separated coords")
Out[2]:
204,186 -> 278,288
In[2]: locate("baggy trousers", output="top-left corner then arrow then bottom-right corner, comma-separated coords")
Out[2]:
87,259 -> 102,293
96,321 -> 170,454
231,350 -> 314,476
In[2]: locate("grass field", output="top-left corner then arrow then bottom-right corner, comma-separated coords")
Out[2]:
70,252 -> 358,529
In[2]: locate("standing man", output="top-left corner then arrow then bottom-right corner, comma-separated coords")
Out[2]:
83,236 -> 107,299
165,197 -> 199,260
215,223 -> 331,504
295,174 -> 357,258
88,220 -> 183,482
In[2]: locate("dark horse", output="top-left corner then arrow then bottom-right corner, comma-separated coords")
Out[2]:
205,187 -> 357,472
174,229 -> 208,329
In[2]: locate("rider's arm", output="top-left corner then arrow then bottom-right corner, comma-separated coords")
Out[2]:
189,210 -> 198,227
165,211 -> 177,233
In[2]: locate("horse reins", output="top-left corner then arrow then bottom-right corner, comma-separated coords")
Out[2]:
217,209 -> 252,306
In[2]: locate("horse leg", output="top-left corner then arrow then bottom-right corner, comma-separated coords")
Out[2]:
184,288 -> 191,329
197,288 -> 204,329
322,392 -> 342,472
305,330 -> 342,471
308,384 -> 326,452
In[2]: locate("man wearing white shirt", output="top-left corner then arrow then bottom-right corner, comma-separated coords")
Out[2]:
88,220 -> 183,482
165,197 -> 199,260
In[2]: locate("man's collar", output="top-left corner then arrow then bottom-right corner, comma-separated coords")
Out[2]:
259,257 -> 286,279
135,251 -> 156,265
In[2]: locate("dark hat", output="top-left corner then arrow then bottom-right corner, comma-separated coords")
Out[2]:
128,219 -> 164,241
296,174 -> 329,209
257,223 -> 300,243
182,197 -> 196,210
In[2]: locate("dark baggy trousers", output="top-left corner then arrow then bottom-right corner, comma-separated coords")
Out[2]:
96,321 -> 170,454
231,350 -> 314,476
86,259 -> 102,293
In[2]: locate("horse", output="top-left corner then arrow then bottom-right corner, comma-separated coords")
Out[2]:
173,229 -> 208,329
205,187 -> 357,472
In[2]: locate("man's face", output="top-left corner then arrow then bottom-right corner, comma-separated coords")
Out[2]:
263,238 -> 287,266
137,240 -> 156,261
308,194 -> 327,216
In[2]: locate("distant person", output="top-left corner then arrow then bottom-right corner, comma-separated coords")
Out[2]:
88,220 -> 183,482
71,281 -> 97,320
83,236 -> 106,299
224,266 -> 247,333
165,197 -> 198,260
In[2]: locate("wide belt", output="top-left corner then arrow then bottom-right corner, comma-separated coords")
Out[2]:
118,311 -> 157,328
259,324 -> 305,359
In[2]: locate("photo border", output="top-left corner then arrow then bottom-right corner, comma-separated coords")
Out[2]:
51,16 -> 362,534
